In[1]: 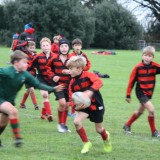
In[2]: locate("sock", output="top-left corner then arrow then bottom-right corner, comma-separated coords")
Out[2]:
30,92 -> 37,105
20,93 -> 29,104
9,118 -> 21,139
126,113 -> 138,126
76,127 -> 89,142
61,110 -> 68,125
148,116 -> 156,133
100,128 -> 108,141
71,107 -> 75,114
41,107 -> 46,115
58,110 -> 63,124
0,125 -> 7,135
44,101 -> 52,115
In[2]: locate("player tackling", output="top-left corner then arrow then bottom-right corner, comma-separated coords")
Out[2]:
0,50 -> 64,147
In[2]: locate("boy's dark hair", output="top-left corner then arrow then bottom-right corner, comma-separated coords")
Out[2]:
59,37 -> 70,46
72,38 -> 82,46
10,50 -> 28,64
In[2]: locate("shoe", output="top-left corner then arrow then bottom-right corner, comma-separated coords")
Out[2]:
47,115 -> 54,122
20,104 -> 26,109
0,140 -> 4,148
14,138 -> 23,147
98,73 -> 110,78
123,124 -> 132,134
57,124 -> 71,133
81,142 -> 92,154
104,131 -> 112,153
93,70 -> 99,74
34,104 -> 39,110
152,130 -> 160,137
41,114 -> 48,120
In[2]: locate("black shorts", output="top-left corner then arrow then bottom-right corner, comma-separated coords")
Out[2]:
54,89 -> 69,101
77,106 -> 105,123
25,83 -> 34,89
136,88 -> 151,104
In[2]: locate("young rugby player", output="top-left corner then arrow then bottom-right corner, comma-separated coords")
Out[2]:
124,46 -> 160,137
67,56 -> 112,154
19,41 -> 39,110
0,50 -> 64,147
28,37 -> 55,121
46,38 -> 71,133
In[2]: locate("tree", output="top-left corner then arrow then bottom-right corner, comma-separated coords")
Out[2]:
3,0 -> 95,47
93,0 -> 143,49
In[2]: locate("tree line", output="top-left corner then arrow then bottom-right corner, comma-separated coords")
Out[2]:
0,0 -> 143,49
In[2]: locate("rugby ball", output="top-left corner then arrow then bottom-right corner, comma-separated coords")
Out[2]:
72,92 -> 91,108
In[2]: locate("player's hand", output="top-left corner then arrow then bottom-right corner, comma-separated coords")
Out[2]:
53,76 -> 60,82
75,103 -> 86,110
54,84 -> 65,92
62,69 -> 70,74
83,90 -> 93,99
126,98 -> 131,103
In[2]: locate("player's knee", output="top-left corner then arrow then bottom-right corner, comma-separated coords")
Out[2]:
11,108 -> 18,117
149,110 -> 154,116
96,127 -> 103,134
74,119 -> 81,127
29,88 -> 34,93
42,93 -> 49,99
137,112 -> 143,117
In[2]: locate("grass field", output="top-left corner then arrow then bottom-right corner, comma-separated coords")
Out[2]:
0,47 -> 160,160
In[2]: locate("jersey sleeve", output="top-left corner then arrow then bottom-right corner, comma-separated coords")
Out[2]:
86,72 -> 103,91
45,57 -> 56,80
126,66 -> 137,98
24,71 -> 55,92
83,53 -> 91,71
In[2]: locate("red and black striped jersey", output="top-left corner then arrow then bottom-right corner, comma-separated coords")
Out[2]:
126,61 -> 160,98
68,51 -> 91,71
46,54 -> 71,86
25,51 -> 37,77
28,52 -> 55,83
69,71 -> 104,111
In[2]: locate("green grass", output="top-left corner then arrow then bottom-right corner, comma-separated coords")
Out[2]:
0,47 -> 160,160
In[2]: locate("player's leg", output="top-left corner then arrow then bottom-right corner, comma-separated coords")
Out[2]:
74,112 -> 91,154
144,100 -> 160,137
0,113 -> 9,147
20,88 -> 29,109
0,102 -> 22,147
29,87 -> 39,110
57,98 -> 70,132
40,90 -> 53,122
95,123 -> 112,153
123,103 -> 145,134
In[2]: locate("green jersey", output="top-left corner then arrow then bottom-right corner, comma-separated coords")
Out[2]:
0,66 -> 55,105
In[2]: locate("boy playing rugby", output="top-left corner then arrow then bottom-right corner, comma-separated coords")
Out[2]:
67,56 -> 112,154
46,38 -> 71,133
123,46 -> 160,137
28,37 -> 55,121
0,50 -> 64,147
20,41 -> 39,110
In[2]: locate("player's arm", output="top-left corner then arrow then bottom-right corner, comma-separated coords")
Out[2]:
25,71 -> 64,92
45,57 -> 60,82
126,66 -> 137,103
83,54 -> 91,71
83,72 -> 103,98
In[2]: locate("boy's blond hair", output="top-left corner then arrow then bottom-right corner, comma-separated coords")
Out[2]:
10,50 -> 28,64
40,37 -> 51,45
142,46 -> 155,57
53,36 -> 60,41
67,56 -> 86,69
27,41 -> 36,47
